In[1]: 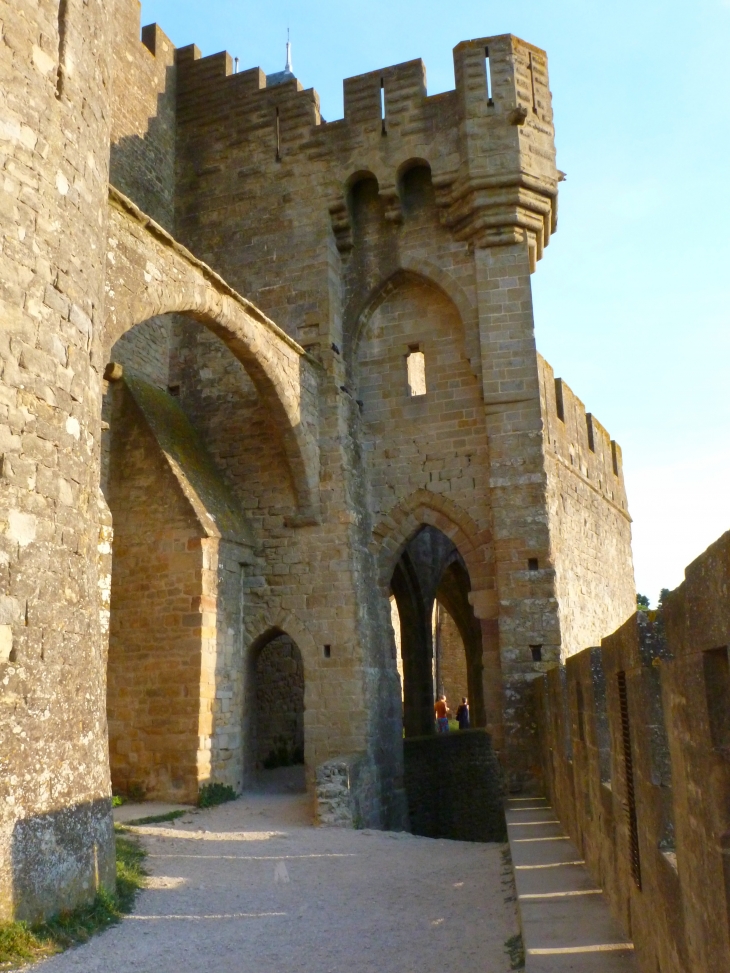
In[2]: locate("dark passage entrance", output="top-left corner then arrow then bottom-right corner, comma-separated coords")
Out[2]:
253,631 -> 305,771
389,526 -> 505,841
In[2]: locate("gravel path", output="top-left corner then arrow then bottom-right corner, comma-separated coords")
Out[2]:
36,769 -> 519,973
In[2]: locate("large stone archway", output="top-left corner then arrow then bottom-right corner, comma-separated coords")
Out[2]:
372,490 -> 503,751
104,187 -> 321,523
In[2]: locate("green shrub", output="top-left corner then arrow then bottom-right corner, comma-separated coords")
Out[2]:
198,783 -> 237,808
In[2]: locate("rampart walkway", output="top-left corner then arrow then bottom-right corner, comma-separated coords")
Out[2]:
36,770 -> 518,973
506,796 -> 637,972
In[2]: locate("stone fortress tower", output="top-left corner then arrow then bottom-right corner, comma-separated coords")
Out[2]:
0,0 -> 635,920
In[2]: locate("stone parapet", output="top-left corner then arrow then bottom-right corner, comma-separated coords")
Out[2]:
536,529 -> 730,973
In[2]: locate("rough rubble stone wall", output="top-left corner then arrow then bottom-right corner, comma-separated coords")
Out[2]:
0,0 -> 116,921
538,356 -> 635,659
536,530 -> 730,973
254,634 -> 305,768
106,384 -> 205,803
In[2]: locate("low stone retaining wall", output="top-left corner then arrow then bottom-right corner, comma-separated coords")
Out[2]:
403,729 -> 506,842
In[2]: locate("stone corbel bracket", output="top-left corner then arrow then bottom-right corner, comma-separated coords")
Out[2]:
437,172 -> 558,271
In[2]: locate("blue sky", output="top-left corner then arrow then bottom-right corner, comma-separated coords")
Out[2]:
141,0 -> 730,603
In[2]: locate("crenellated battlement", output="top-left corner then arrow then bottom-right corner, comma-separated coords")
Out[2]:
538,355 -> 629,516
169,31 -> 558,264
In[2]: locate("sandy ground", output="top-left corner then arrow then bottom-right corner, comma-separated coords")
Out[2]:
36,768 -> 519,973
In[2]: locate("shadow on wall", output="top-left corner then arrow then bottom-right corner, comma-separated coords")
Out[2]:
11,799 -> 115,923
536,528 -> 730,973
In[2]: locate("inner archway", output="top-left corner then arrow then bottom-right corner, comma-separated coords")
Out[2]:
390,525 -> 504,841
254,632 -> 305,771
389,525 -> 486,737
103,313 -> 264,804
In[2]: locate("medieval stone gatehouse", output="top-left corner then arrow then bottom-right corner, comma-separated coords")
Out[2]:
0,0 -> 635,921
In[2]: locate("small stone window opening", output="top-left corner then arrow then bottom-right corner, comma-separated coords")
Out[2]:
485,48 -> 494,106
323,644 -> 332,659
528,558 -> 539,572
406,345 -> 427,397
530,644 -> 543,663
275,107 -> 281,161
380,78 -> 387,135
554,378 -> 565,422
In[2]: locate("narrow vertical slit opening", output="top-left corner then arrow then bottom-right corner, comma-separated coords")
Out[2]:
528,51 -> 538,114
576,681 -> 585,743
56,0 -> 69,99
618,670 -> 642,889
380,78 -> 387,135
485,47 -> 494,105
275,107 -> 281,161
554,378 -> 565,422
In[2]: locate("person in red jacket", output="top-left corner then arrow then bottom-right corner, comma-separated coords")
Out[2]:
435,695 -> 449,733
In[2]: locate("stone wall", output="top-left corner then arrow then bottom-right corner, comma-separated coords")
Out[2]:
111,317 -> 172,390
0,0 -> 644,918
0,0 -> 116,921
403,730 -> 506,842
538,356 -> 635,660
106,382 -> 206,803
536,529 -> 730,973
109,1 -> 176,231
255,634 -> 305,768
105,373 -> 255,801
169,32 -> 565,796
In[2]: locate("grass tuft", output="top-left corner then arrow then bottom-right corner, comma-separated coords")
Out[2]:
0,831 -> 146,970
504,932 -> 525,971
125,810 -> 187,826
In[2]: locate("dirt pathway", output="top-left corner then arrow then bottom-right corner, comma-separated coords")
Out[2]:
36,769 -> 519,973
